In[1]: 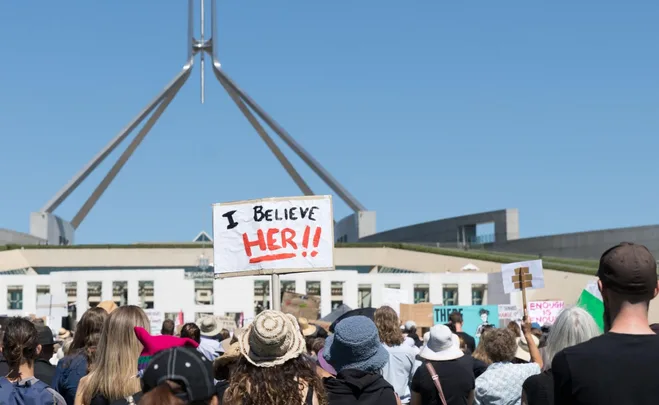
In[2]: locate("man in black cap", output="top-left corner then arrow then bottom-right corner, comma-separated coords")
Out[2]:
553,242 -> 659,405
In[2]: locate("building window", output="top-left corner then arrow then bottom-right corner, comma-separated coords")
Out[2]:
195,280 -> 214,305
37,285 -> 50,298
385,284 -> 400,289
358,284 -> 371,308
331,281 -> 344,309
254,280 -> 270,315
164,312 -> 179,322
414,284 -> 430,303
87,282 -> 102,308
7,286 -> 23,310
472,284 -> 486,305
112,281 -> 128,307
195,312 -> 213,321
306,281 -> 320,296
443,284 -> 459,306
64,282 -> 77,320
138,281 -> 154,309
281,281 -> 296,294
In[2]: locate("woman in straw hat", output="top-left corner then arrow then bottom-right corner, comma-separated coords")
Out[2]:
223,310 -> 327,405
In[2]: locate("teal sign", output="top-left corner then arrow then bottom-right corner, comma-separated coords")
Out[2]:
433,305 -> 499,342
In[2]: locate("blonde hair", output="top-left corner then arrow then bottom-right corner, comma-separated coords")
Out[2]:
79,306 -> 150,403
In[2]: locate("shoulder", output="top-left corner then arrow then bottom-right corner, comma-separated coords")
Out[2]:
518,362 -> 541,376
47,387 -> 67,405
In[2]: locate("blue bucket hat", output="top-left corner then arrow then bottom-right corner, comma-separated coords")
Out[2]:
323,315 -> 389,373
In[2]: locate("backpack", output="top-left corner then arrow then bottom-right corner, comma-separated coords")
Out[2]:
0,376 -> 57,405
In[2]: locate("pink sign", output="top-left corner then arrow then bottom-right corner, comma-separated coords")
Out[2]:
527,300 -> 564,325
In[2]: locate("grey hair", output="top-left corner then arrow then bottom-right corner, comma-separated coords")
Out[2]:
543,306 -> 600,368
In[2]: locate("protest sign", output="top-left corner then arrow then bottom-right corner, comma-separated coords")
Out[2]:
143,309 -> 164,335
497,304 -> 522,327
527,300 -> 565,325
433,305 -> 499,343
400,303 -> 435,328
501,260 -> 545,294
212,196 -> 335,277
381,288 -> 409,315
281,292 -> 321,320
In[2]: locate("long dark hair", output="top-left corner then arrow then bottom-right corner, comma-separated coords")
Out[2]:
224,355 -> 327,405
3,317 -> 39,369
66,307 -> 107,371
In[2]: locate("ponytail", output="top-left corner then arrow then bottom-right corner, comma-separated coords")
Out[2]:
139,382 -> 185,405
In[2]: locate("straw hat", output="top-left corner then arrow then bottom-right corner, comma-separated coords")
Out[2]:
215,342 -> 241,368
418,325 -> 464,362
197,317 -> 221,338
515,335 -> 540,363
298,317 -> 317,337
239,310 -> 305,368
97,301 -> 118,314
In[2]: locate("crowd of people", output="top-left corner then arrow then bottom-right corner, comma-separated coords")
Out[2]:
0,241 -> 658,404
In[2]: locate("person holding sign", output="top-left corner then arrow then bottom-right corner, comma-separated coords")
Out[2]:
474,318 -> 541,405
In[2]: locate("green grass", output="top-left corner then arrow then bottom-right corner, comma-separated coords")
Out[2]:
0,241 -> 598,275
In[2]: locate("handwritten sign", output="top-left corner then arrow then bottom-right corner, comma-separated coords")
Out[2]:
143,309 -> 164,336
381,288 -> 409,316
501,260 -> 545,294
498,304 -> 522,322
527,300 -> 564,325
212,196 -> 335,277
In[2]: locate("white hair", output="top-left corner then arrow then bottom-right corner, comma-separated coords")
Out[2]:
543,306 -> 601,368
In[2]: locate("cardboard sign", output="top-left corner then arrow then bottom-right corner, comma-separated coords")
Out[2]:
501,260 -> 545,294
498,304 -> 522,321
433,305 -> 499,343
214,315 -> 238,332
399,303 -> 435,328
527,300 -> 565,325
143,309 -> 164,336
381,288 -> 409,315
212,196 -> 335,277
281,292 -> 321,320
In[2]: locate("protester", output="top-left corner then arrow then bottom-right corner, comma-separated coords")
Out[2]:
513,334 -> 540,364
522,307 -> 600,405
410,324 -> 475,405
0,317 -> 66,405
450,311 -> 476,353
552,242 -> 659,404
138,347 -> 219,405
160,319 -> 175,336
197,317 -> 223,361
214,340 -> 241,400
474,322 -> 541,404
180,322 -> 201,343
224,310 -> 326,405
375,306 -> 416,404
53,307 -> 108,405
96,301 -> 118,314
218,328 -> 231,342
471,327 -> 493,366
507,321 -> 522,337
323,315 -> 400,405
75,305 -> 150,404
403,321 -> 423,348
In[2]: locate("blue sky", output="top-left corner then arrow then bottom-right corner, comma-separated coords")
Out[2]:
1,1 -> 657,244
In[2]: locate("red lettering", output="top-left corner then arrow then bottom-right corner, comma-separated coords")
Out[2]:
281,228 -> 297,249
267,228 -> 281,251
243,230 -> 266,257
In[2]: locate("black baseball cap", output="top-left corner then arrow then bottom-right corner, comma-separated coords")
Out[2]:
141,347 -> 215,402
35,325 -> 56,346
597,242 -> 658,297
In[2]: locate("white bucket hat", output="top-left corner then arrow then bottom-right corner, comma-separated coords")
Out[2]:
419,324 -> 464,361
197,317 -> 221,338
515,335 -> 540,362
239,310 -> 305,368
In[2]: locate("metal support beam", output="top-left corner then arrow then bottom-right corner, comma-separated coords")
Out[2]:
70,70 -> 191,229
216,71 -> 314,196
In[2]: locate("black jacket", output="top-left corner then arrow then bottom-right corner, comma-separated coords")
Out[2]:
0,356 -> 56,385
324,369 -> 398,405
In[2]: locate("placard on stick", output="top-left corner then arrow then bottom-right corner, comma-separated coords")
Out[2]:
501,260 -> 545,317
212,195 -> 335,278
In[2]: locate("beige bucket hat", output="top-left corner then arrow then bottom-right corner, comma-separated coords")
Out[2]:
239,310 -> 305,368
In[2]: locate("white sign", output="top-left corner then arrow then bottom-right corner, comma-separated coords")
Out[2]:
36,294 -> 68,318
498,304 -> 522,321
212,196 -> 335,277
527,300 -> 565,325
501,259 -> 545,294
381,288 -> 409,316
143,309 -> 164,336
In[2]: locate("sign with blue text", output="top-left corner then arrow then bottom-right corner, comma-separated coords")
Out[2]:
433,305 -> 500,342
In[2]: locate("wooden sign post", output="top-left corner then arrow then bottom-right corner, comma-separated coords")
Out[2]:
512,267 -> 532,318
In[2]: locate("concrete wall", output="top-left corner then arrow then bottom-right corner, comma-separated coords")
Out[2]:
360,209 -> 520,244
0,229 -> 45,245
334,211 -> 377,243
485,224 -> 659,260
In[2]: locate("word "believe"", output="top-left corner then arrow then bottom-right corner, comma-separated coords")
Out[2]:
222,205 -> 320,230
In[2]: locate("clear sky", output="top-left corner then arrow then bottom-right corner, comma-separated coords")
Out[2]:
1,1 -> 657,244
